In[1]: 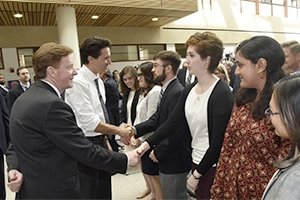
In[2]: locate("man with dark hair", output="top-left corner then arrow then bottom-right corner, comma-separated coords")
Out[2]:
65,36 -> 134,199
7,67 -> 30,112
8,42 -> 139,199
134,50 -> 192,199
0,74 -> 9,103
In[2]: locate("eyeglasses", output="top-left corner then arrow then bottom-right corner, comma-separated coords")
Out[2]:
137,73 -> 143,77
264,108 -> 280,118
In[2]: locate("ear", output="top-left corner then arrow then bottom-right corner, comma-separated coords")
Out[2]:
87,55 -> 93,63
257,58 -> 267,75
46,66 -> 56,78
165,64 -> 172,74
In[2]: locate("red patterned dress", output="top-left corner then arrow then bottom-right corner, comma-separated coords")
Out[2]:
211,103 -> 290,199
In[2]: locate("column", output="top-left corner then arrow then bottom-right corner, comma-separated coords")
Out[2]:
56,6 -> 81,70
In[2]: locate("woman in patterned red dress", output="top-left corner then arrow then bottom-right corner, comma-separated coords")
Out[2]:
210,36 -> 290,199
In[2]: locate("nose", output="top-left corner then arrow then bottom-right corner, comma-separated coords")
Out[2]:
234,66 -> 239,75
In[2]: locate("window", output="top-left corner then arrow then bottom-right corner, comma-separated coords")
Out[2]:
111,45 -> 138,61
17,47 -> 39,67
111,44 -> 165,61
0,49 -> 4,69
175,44 -> 186,58
241,0 -> 300,18
138,44 -> 165,60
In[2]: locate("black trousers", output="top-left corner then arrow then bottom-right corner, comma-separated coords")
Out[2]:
78,136 -> 112,199
0,150 -> 5,200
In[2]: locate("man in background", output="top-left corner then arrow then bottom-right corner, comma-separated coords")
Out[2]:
7,67 -> 30,112
0,74 -> 9,102
281,40 -> 300,74
177,62 -> 196,87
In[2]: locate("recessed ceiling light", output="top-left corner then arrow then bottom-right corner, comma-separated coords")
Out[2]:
91,15 -> 99,19
152,18 -> 159,22
13,13 -> 23,18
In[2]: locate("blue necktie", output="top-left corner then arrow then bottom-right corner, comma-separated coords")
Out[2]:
94,78 -> 110,124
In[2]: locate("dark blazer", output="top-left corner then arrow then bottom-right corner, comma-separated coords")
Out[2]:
135,78 -> 192,174
120,90 -> 140,125
0,92 -> 9,154
177,67 -> 197,87
104,77 -> 120,151
147,80 -> 234,175
7,83 -> 24,113
10,80 -> 127,199
104,77 -> 120,126
0,87 -> 8,103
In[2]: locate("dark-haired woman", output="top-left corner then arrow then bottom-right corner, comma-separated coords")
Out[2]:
211,36 -> 290,199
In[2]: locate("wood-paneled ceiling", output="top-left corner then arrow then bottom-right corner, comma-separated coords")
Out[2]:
0,0 -> 198,27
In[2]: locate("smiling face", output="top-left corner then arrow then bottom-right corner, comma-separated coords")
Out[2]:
269,94 -> 290,139
122,72 -> 135,91
235,51 -> 263,90
88,47 -> 112,74
137,68 -> 148,88
53,54 -> 78,92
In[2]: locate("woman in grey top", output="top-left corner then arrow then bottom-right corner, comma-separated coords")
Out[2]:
262,73 -> 300,199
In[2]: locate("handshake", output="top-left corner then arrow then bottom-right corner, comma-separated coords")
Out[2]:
117,123 -> 151,168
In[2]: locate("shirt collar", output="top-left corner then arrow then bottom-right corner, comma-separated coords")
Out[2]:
162,77 -> 177,92
41,79 -> 62,98
81,65 -> 99,82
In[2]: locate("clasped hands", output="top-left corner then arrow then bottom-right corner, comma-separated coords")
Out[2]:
118,123 -> 135,141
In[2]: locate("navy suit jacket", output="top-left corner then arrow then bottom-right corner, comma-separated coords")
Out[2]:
135,78 -> 192,174
7,83 -> 24,113
10,80 -> 127,199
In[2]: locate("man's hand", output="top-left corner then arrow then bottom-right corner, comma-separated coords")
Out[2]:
7,169 -> 23,193
136,141 -> 150,156
118,125 -> 134,140
125,149 -> 141,167
149,150 -> 159,163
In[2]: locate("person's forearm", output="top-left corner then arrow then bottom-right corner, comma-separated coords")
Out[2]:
94,121 -> 120,135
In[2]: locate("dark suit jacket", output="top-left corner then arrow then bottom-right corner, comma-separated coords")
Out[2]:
104,77 -> 120,126
10,80 -> 127,199
135,78 -> 192,174
0,92 -> 9,154
120,90 -> 140,125
177,67 -> 197,87
147,80 -> 234,175
7,83 -> 24,113
0,87 -> 8,104
104,77 -> 120,151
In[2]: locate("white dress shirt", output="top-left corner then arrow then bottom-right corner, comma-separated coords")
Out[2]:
65,65 -> 106,137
